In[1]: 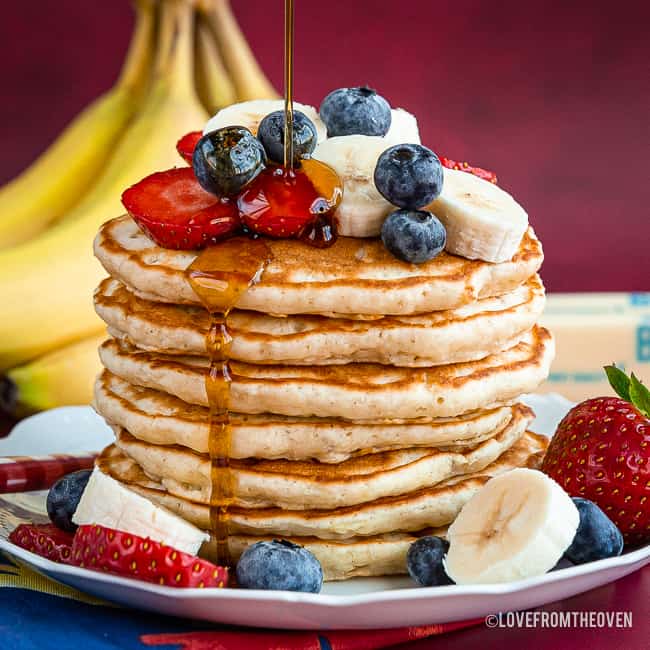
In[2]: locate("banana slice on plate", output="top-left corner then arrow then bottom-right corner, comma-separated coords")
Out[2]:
73,468 -> 208,555
203,99 -> 327,142
444,468 -> 579,585
312,135 -> 394,237
427,168 -> 529,263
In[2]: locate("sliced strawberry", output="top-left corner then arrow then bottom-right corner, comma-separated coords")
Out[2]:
176,131 -> 203,165
122,168 -> 240,250
439,156 -> 498,185
237,165 -> 335,238
70,524 -> 229,588
10,523 -> 73,563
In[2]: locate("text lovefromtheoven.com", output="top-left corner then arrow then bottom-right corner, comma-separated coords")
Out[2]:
485,611 -> 633,629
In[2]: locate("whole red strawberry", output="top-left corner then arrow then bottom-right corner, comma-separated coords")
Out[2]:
542,366 -> 650,545
9,524 -> 73,563
70,524 -> 229,588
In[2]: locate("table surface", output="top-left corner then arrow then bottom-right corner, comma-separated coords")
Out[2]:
1,414 -> 648,648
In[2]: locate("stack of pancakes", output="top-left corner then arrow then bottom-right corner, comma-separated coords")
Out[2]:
90,215 -> 554,580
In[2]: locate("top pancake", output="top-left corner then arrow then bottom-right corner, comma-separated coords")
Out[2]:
94,215 -> 543,316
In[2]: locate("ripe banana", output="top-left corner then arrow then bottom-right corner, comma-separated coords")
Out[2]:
195,14 -> 237,113
2,331 -> 106,416
74,468 -> 209,555
445,468 -> 579,585
203,99 -> 327,142
0,0 -> 208,370
427,168 -> 529,263
0,0 -> 156,249
198,0 -> 278,101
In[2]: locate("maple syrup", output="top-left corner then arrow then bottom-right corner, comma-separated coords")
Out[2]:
283,0 -> 295,169
279,0 -> 342,244
187,238 -> 272,565
187,0 -> 342,567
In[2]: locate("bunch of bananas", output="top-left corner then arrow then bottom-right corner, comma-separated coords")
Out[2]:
0,0 -> 277,417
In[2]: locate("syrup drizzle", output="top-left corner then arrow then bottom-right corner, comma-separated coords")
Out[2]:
186,0 -> 340,567
281,0 -> 342,246
283,0 -> 295,169
187,238 -> 272,564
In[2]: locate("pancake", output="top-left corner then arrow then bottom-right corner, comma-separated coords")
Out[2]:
227,532 -> 422,581
111,403 -> 530,509
95,372 -> 529,461
98,326 -> 554,420
98,430 -> 547,540
94,215 -> 543,316
96,276 -> 545,367
226,529 -> 448,581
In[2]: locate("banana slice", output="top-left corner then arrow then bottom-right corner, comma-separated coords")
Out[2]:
312,135 -> 394,237
203,99 -> 327,142
444,468 -> 579,585
427,168 -> 529,263
73,468 -> 208,556
311,110 -> 421,237
384,108 -> 420,146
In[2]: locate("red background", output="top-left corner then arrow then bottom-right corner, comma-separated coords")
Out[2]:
1,0 -> 648,292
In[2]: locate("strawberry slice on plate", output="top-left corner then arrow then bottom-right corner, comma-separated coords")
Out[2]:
9,524 -> 73,563
439,156 -> 498,185
176,131 -> 203,165
70,524 -> 229,588
122,168 -> 240,250
542,366 -> 650,544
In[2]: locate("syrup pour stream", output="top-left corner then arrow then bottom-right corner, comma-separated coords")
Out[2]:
187,0 -> 338,566
187,240 -> 271,565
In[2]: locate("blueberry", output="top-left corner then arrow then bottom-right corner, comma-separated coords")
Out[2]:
46,470 -> 92,532
564,497 -> 624,564
193,126 -> 266,197
236,539 -> 323,592
319,86 -> 392,137
374,144 -> 443,209
381,209 -> 446,264
257,110 -> 317,165
407,536 -> 454,587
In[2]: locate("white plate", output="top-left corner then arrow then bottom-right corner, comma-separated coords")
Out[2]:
0,396 -> 648,630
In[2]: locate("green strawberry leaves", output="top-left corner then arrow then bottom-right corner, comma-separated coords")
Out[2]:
630,374 -> 650,418
604,365 -> 632,401
604,364 -> 650,417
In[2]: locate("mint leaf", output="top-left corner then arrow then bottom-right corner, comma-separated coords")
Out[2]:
629,373 -> 650,417
604,364 -> 631,401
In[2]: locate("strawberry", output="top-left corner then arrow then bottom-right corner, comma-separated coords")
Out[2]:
237,166 -> 324,238
542,366 -> 650,545
122,168 -> 240,250
9,523 -> 73,563
176,131 -> 202,165
439,156 -> 498,185
70,524 -> 229,588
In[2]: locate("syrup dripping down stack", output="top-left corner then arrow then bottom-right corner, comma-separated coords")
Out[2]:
90,210 -> 554,581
